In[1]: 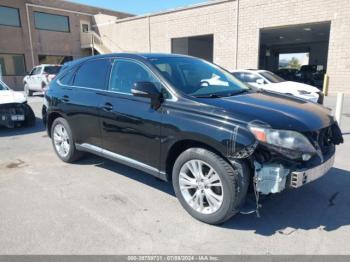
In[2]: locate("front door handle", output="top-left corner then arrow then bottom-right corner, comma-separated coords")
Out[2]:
102,102 -> 113,111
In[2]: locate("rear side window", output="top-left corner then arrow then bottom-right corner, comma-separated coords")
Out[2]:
244,73 -> 264,83
59,69 -> 76,86
232,72 -> 245,82
44,66 -> 61,74
73,59 -> 110,90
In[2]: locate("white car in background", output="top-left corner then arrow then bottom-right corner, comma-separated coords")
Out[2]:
0,80 -> 35,128
232,69 -> 324,104
23,64 -> 62,96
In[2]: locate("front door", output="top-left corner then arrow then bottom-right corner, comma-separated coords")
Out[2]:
99,58 -> 163,172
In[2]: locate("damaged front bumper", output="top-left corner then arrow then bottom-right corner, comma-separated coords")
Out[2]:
289,152 -> 334,188
0,103 -> 35,128
254,150 -> 335,195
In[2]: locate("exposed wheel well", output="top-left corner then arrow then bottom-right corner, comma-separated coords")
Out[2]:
165,140 -> 226,181
47,112 -> 63,137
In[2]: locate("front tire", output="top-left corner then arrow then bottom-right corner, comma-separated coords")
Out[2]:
172,148 -> 249,225
51,117 -> 83,163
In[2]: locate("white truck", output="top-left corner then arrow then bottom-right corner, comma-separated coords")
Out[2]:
23,64 -> 62,96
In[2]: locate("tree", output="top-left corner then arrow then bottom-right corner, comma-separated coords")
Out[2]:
288,57 -> 301,69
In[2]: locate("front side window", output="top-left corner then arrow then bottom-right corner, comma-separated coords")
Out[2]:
33,67 -> 42,75
109,59 -> 159,94
34,12 -> 70,32
0,6 -> 21,27
149,57 -> 249,97
0,53 -> 26,76
73,59 -> 110,90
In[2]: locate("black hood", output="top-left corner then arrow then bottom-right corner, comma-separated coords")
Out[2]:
197,91 -> 334,132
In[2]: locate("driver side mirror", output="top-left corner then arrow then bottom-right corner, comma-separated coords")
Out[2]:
131,82 -> 163,110
256,79 -> 265,85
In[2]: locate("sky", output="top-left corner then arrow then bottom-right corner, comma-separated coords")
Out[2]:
69,0 -> 209,15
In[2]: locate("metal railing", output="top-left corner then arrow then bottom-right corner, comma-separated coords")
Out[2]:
80,31 -> 111,54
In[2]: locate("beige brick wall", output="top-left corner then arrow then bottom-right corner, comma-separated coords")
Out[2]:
98,0 -> 350,93
100,1 -> 238,71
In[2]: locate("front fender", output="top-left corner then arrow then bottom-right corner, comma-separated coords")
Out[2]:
160,101 -> 257,171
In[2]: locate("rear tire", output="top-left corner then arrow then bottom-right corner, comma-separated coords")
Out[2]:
51,117 -> 83,163
172,148 -> 249,225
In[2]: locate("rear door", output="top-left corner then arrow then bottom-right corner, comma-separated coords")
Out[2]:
61,58 -> 112,148
98,58 -> 163,171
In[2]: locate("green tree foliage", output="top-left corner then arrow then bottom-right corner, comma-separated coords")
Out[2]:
288,57 -> 301,69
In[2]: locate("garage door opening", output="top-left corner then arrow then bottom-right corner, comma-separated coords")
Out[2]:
259,22 -> 330,87
171,34 -> 213,62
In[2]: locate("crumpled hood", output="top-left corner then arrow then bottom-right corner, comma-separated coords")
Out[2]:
0,90 -> 27,105
199,91 -> 334,132
264,81 -> 320,93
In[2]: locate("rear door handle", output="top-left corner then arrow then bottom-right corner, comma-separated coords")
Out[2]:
102,102 -> 113,111
62,95 -> 70,103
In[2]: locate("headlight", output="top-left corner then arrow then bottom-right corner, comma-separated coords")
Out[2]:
248,123 -> 316,157
297,90 -> 311,95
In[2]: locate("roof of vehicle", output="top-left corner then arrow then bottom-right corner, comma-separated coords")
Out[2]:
232,69 -> 269,74
36,64 -> 62,67
66,53 -> 197,64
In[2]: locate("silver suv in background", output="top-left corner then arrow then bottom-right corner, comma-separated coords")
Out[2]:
23,64 -> 62,96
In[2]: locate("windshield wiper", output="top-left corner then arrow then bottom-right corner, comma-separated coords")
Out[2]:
225,89 -> 250,97
194,94 -> 221,98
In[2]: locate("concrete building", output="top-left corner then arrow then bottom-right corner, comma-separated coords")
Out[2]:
0,0 -> 132,89
1,0 -> 349,93
94,0 -> 350,93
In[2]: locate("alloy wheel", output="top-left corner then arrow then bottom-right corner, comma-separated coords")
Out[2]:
53,124 -> 70,158
179,160 -> 224,214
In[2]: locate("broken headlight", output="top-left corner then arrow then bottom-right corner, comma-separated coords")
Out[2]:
248,123 -> 316,160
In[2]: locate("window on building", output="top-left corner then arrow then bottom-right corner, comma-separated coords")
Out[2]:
81,24 -> 89,33
38,55 -> 73,65
73,59 -> 110,90
0,54 -> 26,76
34,12 -> 70,32
0,6 -> 21,27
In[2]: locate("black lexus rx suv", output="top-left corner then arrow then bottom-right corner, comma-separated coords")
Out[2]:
43,53 -> 343,224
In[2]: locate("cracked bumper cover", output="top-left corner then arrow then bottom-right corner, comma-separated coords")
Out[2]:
289,151 -> 335,188
255,149 -> 335,195
0,103 -> 35,128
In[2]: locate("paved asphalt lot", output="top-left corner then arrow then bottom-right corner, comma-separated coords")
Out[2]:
0,95 -> 350,254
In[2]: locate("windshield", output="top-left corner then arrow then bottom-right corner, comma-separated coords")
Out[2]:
149,57 -> 249,97
260,71 -> 285,83
44,66 -> 61,75
0,81 -> 9,91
